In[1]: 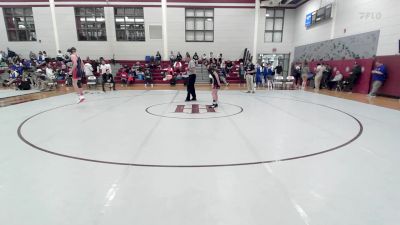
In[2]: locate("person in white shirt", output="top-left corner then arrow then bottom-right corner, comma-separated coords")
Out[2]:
99,59 -> 114,92
314,63 -> 325,91
327,70 -> 343,90
84,62 -> 93,77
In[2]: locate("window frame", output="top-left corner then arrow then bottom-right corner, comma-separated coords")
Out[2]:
185,8 -> 214,43
114,7 -> 146,42
3,7 -> 36,42
74,7 -> 107,41
264,8 -> 285,43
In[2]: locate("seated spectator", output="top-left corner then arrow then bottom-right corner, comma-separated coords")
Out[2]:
37,51 -> 46,66
193,52 -> 199,64
120,69 -> 128,85
99,59 -> 115,91
327,70 -> 343,90
56,50 -> 65,61
43,51 -> 48,60
17,75 -> 32,90
344,61 -> 362,92
3,69 -> 19,87
368,60 -> 388,97
173,60 -> 183,75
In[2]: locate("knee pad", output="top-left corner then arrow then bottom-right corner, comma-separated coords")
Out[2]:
77,80 -> 82,88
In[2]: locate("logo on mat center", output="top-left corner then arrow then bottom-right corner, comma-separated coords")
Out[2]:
175,104 -> 216,114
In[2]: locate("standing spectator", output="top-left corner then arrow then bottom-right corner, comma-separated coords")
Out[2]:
155,51 -> 162,65
345,61 -> 362,92
293,63 -> 302,88
169,51 -> 175,65
144,68 -> 153,88
301,61 -> 310,90
185,55 -> 197,101
255,63 -> 262,88
274,63 -> 283,76
245,61 -> 255,93
314,63 -> 325,91
368,61 -> 388,97
263,63 -> 273,88
218,53 -> 223,64
238,62 -> 246,84
321,64 -> 332,89
176,52 -> 183,62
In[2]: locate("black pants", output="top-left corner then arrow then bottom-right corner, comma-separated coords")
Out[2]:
327,80 -> 339,90
102,73 -> 116,91
186,74 -> 197,100
345,75 -> 358,91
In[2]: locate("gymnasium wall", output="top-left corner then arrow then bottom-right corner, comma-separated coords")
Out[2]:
0,7 -> 57,59
167,7 -> 254,60
293,0 -> 400,56
54,7 -> 163,60
257,8 -> 296,56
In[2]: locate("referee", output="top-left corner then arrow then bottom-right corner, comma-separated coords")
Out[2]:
185,55 -> 197,101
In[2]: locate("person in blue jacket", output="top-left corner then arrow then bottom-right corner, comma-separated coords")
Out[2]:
255,63 -> 262,88
263,63 -> 273,88
368,60 -> 388,97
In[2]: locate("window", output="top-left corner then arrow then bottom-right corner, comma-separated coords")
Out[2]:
265,8 -> 284,43
3,8 -> 36,41
114,8 -> 145,41
185,8 -> 214,42
75,7 -> 106,41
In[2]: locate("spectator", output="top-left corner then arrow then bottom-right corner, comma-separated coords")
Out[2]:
144,69 -> 153,88
176,52 -> 183,62
2,69 -> 19,87
263,63 -> 274,88
301,61 -> 310,90
155,51 -> 162,65
169,51 -> 175,65
193,52 -> 199,64
245,61 -> 255,93
218,53 -> 223,64
368,61 -> 388,97
56,50 -> 64,61
274,62 -> 283,76
293,62 -> 302,88
0,50 -> 4,62
238,62 -> 246,84
99,59 -> 115,92
255,63 -> 262,88
321,64 -> 332,89
43,51 -> 48,59
314,63 -> 325,91
219,67 -> 229,86
225,60 -> 233,75
327,70 -> 343,90
84,61 -> 93,77
345,61 -> 362,92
